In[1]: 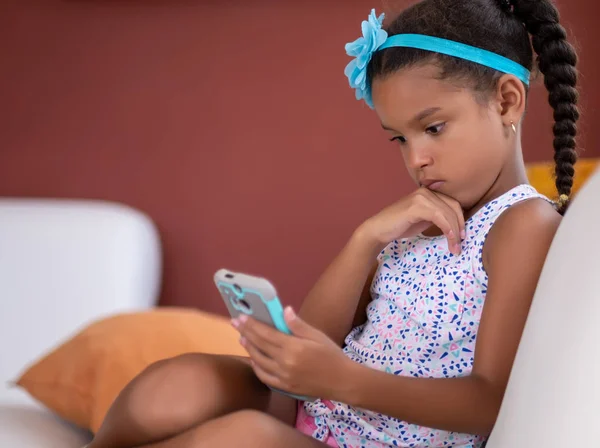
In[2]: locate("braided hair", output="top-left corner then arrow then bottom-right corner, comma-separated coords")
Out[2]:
368,0 -> 579,215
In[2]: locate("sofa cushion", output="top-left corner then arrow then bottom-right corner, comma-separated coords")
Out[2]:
0,387 -> 92,448
15,307 -> 247,434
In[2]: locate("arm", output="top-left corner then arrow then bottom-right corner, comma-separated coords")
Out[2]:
299,227 -> 380,346
338,199 -> 561,435
299,188 -> 466,347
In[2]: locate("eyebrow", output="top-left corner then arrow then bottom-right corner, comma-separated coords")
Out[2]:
381,107 -> 443,132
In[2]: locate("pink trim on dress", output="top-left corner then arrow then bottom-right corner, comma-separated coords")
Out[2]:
295,401 -> 339,447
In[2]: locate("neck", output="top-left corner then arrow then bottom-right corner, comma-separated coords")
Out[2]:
464,144 -> 529,221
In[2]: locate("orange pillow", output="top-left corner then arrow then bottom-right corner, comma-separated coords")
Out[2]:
526,157 -> 599,200
15,307 -> 247,434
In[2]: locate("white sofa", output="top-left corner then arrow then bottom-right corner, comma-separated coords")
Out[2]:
0,199 -> 162,447
1,167 -> 598,447
487,167 -> 600,447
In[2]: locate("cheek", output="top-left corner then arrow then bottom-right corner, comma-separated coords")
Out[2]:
476,130 -> 507,165
458,147 -> 507,201
443,132 -> 502,181
460,119 -> 506,167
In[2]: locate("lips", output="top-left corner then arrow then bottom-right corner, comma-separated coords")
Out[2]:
420,179 -> 445,191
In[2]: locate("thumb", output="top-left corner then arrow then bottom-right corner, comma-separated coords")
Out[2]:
284,307 -> 321,340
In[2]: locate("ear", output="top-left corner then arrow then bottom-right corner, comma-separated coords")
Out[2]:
493,74 -> 527,131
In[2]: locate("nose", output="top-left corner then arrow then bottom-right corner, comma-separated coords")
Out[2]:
406,144 -> 433,171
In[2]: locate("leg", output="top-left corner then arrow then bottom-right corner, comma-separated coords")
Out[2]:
142,410 -> 330,448
89,353 -> 296,448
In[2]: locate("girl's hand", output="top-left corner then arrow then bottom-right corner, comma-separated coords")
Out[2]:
361,187 -> 466,254
233,307 -> 353,400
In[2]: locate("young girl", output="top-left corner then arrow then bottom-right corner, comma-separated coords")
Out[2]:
88,0 -> 579,447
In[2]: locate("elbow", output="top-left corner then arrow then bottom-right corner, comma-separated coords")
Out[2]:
473,411 -> 499,437
465,400 -> 501,437
471,380 -> 505,436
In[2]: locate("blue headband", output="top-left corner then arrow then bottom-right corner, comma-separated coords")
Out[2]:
344,9 -> 531,108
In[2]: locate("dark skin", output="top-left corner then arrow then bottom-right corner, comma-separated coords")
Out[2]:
89,65 -> 560,447
235,65 -> 561,435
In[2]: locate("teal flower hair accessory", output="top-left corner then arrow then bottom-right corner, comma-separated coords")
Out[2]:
343,9 -> 387,109
344,9 -> 532,109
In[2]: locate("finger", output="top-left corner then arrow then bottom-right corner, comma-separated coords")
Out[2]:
241,338 -> 280,378
437,198 -> 464,250
250,359 -> 285,391
436,193 -> 466,239
429,208 -> 459,253
237,315 -> 287,350
238,321 -> 281,358
426,192 -> 463,252
422,195 -> 461,254
284,307 -> 325,341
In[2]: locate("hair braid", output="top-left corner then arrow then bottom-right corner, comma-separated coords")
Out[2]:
513,0 -> 579,214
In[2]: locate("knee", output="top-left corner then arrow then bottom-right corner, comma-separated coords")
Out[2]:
224,410 -> 286,445
143,353 -> 209,387
127,353 -> 211,423
91,354 -> 224,448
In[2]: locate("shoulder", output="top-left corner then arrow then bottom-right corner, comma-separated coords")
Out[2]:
483,197 -> 561,271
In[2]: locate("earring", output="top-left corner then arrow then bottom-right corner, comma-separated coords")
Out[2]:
511,121 -> 517,135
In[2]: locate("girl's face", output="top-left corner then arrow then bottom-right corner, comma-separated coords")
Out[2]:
371,64 -> 514,211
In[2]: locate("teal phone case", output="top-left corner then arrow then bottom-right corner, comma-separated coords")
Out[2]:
214,269 -> 316,402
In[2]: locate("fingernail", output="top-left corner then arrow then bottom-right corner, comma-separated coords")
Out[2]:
239,336 -> 247,346
455,243 -> 461,254
239,314 -> 248,323
460,229 -> 466,239
284,306 -> 296,320
231,319 -> 240,328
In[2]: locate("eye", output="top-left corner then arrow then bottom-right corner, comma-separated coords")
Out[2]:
426,123 -> 446,135
389,135 -> 407,145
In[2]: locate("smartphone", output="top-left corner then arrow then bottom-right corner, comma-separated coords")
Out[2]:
213,268 -> 316,402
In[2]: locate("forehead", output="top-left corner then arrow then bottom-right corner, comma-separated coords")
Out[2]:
371,64 -> 478,123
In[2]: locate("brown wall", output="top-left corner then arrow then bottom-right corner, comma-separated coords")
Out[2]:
1,0 -> 598,316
